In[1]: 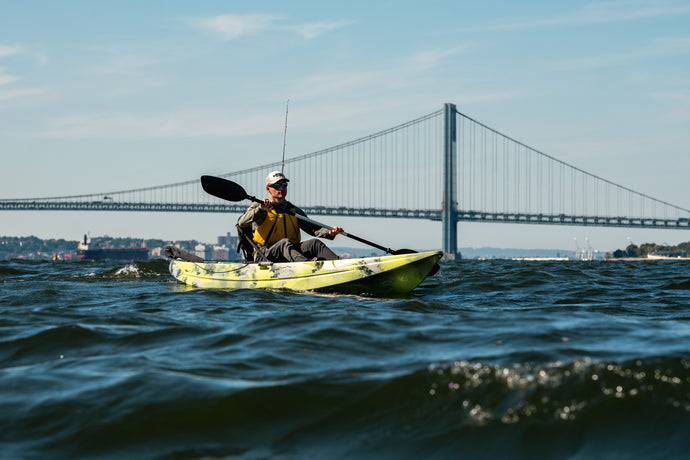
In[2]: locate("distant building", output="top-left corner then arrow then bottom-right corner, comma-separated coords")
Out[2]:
174,240 -> 197,252
217,232 -> 238,248
217,232 -> 239,260
168,234 -> 240,261
194,243 -> 213,260
212,245 -> 230,260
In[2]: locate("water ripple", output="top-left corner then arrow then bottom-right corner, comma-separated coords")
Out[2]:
0,258 -> 688,458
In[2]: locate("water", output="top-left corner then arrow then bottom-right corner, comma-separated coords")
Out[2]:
1,258 -> 689,459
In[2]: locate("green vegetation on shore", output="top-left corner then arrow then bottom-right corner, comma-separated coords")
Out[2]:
5,235 -> 689,261
0,236 -> 173,260
607,241 -> 690,259
1,236 -> 76,260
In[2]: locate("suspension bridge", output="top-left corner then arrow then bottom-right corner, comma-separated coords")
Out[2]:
2,103 -> 689,258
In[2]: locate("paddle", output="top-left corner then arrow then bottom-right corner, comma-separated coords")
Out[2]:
200,175 -> 416,256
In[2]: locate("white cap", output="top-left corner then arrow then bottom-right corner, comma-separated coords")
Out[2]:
265,170 -> 290,185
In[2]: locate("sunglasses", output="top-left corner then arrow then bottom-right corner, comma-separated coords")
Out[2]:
269,182 -> 288,190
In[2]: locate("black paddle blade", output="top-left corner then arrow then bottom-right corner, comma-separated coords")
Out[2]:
391,248 -> 417,255
200,175 -> 249,202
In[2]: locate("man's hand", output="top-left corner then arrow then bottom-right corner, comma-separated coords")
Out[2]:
259,199 -> 274,211
329,226 -> 344,237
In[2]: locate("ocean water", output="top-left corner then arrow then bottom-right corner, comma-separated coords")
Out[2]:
0,258 -> 688,459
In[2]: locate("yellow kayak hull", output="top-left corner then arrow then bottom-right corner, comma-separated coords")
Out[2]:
169,250 -> 442,296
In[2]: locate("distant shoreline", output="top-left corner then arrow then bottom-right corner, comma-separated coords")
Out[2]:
608,256 -> 690,261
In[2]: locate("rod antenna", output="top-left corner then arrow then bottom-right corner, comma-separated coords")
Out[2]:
281,99 -> 289,172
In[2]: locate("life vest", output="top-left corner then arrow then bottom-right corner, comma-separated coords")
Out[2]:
253,205 -> 301,246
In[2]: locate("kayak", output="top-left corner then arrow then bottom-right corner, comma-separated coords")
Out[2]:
169,250 -> 442,296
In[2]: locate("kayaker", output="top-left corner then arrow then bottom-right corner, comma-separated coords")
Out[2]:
237,171 -> 344,262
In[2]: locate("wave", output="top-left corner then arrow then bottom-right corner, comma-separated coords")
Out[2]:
2,258 -> 689,458
0,259 -> 170,284
93,259 -> 170,281
2,356 -> 687,458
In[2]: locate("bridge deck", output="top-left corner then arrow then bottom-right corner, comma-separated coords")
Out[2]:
2,201 -> 688,230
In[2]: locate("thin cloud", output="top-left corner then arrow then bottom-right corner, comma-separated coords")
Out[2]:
292,70 -> 384,100
0,47 -> 45,102
187,14 -> 278,40
405,46 -> 469,71
0,87 -> 45,102
651,91 -> 690,124
651,91 -> 690,104
0,45 -> 46,66
187,14 -> 351,40
554,35 -> 690,70
653,36 -> 690,53
86,54 -> 160,77
288,20 -> 353,39
38,111 -> 283,139
0,67 -> 20,86
289,45 -> 470,101
468,1 -> 690,32
288,47 -> 474,103
0,45 -> 22,58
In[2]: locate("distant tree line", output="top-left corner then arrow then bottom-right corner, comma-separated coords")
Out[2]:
1,236 -> 77,260
0,236 -> 173,260
608,241 -> 690,259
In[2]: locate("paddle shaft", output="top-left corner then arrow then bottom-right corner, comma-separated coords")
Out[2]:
199,175 -> 407,255
245,195 -> 395,254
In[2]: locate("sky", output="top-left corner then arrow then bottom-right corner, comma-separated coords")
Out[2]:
1,0 -> 689,253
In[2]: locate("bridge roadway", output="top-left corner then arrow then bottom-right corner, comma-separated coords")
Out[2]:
2,200 -> 689,230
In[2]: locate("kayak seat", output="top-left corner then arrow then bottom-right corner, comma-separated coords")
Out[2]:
236,224 -> 271,263
164,245 -> 204,262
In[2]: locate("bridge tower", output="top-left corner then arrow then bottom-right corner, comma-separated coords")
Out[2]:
442,103 -> 459,259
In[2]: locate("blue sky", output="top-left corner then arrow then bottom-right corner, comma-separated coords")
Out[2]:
1,1 -> 689,252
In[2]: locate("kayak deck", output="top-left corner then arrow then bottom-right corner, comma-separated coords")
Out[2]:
169,250 -> 442,296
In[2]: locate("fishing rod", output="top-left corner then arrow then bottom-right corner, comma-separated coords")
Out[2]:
281,99 -> 289,173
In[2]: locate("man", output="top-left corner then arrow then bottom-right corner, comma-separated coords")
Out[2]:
237,171 -> 344,262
